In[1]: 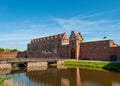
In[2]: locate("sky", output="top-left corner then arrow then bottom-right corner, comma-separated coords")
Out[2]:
0,0 -> 120,51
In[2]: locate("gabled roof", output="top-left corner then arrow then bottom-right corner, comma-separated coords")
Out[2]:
69,31 -> 83,41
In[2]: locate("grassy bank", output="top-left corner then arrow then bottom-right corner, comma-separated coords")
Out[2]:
64,60 -> 120,72
0,77 -> 11,86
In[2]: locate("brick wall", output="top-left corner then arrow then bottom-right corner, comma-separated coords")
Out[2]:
27,33 -> 68,58
110,47 -> 117,56
27,31 -> 120,61
109,40 -> 120,60
17,51 -> 27,58
80,40 -> 110,60
60,45 -> 69,59
28,38 -> 61,58
0,52 -> 18,58
0,51 -> 27,58
117,46 -> 120,59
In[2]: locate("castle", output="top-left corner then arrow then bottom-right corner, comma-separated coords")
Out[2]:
27,31 -> 120,61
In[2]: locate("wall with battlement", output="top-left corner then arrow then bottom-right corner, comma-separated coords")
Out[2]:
27,31 -> 120,61
27,32 -> 69,58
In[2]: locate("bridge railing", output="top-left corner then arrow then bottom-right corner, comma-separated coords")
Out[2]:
0,57 -> 64,63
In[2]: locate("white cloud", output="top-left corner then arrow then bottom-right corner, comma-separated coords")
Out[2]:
73,9 -> 120,19
52,17 -> 120,42
31,24 -> 46,28
1,14 -> 120,50
17,29 -> 33,32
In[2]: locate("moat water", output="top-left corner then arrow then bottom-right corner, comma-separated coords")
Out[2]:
1,66 -> 120,86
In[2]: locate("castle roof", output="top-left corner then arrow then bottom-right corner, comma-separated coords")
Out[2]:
82,38 -> 111,43
69,31 -> 83,41
31,32 -> 66,43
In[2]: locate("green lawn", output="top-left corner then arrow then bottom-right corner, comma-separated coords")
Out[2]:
64,60 -> 120,72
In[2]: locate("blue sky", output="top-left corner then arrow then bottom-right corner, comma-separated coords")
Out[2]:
0,0 -> 120,50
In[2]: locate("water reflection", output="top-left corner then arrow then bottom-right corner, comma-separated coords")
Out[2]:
1,67 -> 120,86
81,68 -> 120,86
61,78 -> 69,86
76,68 -> 82,86
26,68 -> 120,86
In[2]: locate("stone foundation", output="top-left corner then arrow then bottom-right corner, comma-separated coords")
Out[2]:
0,63 -> 12,69
27,62 -> 47,67
57,60 -> 64,65
0,69 -> 11,75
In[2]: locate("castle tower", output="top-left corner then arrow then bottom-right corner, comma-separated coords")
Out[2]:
69,31 -> 83,60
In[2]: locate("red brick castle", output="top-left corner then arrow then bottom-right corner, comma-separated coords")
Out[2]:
27,31 -> 120,61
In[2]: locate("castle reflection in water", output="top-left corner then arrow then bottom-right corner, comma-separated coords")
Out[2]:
25,67 -> 120,86
1,66 -> 120,86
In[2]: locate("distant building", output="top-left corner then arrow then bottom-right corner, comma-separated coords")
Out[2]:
27,31 -> 120,61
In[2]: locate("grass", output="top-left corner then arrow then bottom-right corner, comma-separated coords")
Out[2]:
64,60 -> 120,72
0,76 -> 12,86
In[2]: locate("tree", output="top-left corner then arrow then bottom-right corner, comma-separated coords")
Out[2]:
10,49 -> 19,52
0,48 -> 19,52
0,48 -> 5,52
4,49 -> 10,52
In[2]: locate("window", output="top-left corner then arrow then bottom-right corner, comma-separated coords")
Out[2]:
57,44 -> 59,48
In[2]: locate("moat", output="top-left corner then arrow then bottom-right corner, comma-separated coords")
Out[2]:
1,66 -> 120,86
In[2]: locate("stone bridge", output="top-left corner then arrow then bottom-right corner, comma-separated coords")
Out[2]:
0,58 -> 64,69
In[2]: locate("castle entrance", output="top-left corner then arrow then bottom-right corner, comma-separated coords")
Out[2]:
71,48 -> 76,59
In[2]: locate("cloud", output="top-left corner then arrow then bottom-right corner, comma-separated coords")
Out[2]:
73,9 -> 120,19
52,17 -> 120,41
17,29 -> 33,32
31,24 -> 46,28
0,14 -> 120,50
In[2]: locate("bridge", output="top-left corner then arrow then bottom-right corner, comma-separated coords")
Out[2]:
0,58 -> 64,69
0,58 -> 62,63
